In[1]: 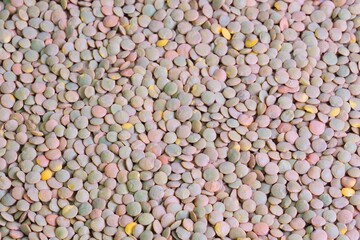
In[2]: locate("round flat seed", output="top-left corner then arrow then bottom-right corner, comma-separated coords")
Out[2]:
0,172 -> 11,190
90,218 -> 105,232
0,29 -> 12,43
104,15 -> 119,28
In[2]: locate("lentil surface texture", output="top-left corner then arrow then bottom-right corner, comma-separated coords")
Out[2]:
0,0 -> 360,240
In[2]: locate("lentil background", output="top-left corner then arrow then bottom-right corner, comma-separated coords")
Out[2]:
0,0 -> 360,239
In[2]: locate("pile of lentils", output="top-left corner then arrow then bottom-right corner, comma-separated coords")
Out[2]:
0,0 -> 360,239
